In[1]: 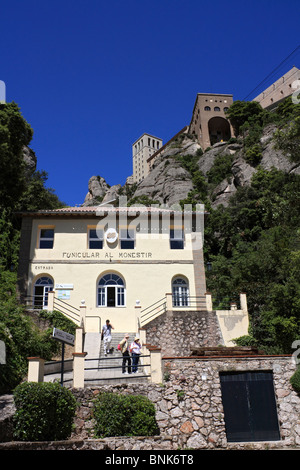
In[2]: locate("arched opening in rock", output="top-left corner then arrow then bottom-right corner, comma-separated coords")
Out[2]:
208,117 -> 231,146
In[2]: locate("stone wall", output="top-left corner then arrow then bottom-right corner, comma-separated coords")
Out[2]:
68,355 -> 300,450
143,310 -> 223,356
1,355 -> 299,450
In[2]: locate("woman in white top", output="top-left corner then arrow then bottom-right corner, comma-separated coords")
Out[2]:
130,337 -> 142,373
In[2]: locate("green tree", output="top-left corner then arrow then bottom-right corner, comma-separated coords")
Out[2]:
225,100 -> 267,136
0,103 -> 65,392
0,102 -> 33,210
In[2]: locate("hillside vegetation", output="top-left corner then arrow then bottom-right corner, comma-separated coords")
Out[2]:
185,98 -> 300,354
0,102 -> 72,393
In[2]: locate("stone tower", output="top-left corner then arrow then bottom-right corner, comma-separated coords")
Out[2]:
189,93 -> 234,150
132,133 -> 163,183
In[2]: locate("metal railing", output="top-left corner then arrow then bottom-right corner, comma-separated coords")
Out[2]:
140,295 -> 207,326
24,294 -> 49,309
23,294 -> 81,325
172,295 -> 206,308
84,354 -> 151,382
140,297 -> 167,326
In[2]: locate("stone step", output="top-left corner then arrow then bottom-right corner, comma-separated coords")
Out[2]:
83,332 -> 149,385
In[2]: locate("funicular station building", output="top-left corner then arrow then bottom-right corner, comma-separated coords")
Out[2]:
17,202 -> 248,348
17,203 -> 206,331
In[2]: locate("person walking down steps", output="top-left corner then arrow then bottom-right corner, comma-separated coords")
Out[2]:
120,333 -> 131,375
130,337 -> 142,373
101,319 -> 114,356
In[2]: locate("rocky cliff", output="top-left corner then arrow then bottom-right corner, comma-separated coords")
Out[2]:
82,124 -> 300,208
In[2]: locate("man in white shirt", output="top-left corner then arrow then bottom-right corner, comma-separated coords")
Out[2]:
101,319 -> 114,356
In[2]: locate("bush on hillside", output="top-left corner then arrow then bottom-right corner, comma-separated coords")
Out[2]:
93,391 -> 159,438
290,367 -> 300,394
13,381 -> 77,441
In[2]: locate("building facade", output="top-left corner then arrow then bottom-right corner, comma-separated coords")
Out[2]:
17,205 -> 207,334
253,66 -> 300,110
189,93 -> 234,149
132,133 -> 163,183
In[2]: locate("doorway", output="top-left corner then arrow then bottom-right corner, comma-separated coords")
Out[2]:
220,370 -> 280,442
34,276 -> 54,309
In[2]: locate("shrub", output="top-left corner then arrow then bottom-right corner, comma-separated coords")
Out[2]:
245,144 -> 263,167
13,381 -> 77,441
207,154 -> 234,186
290,367 -> 300,393
93,391 -> 159,438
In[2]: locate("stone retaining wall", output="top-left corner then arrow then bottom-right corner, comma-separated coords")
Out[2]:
143,310 -> 223,356
69,354 -> 300,449
1,355 -> 299,450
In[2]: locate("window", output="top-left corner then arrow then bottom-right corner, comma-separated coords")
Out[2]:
204,106 -> 211,111
120,228 -> 135,249
170,228 -> 184,249
214,106 -> 220,111
172,277 -> 189,307
97,273 -> 125,307
39,228 -> 54,249
88,228 -> 103,249
34,276 -> 54,309
220,371 -> 280,442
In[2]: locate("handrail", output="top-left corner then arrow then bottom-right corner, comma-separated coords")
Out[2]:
140,298 -> 167,326
53,297 -> 81,324
23,295 -> 81,324
172,295 -> 206,308
23,295 -> 49,309
85,355 -> 151,371
140,297 -> 166,315
54,296 -> 80,311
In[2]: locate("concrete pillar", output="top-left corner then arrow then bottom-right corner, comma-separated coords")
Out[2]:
72,352 -> 87,389
166,293 -> 173,311
47,291 -> 55,311
80,302 -> 86,330
240,293 -> 248,313
139,328 -> 146,345
149,348 -> 162,383
75,328 -> 84,353
205,292 -> 212,311
135,303 -> 142,330
27,357 -> 45,383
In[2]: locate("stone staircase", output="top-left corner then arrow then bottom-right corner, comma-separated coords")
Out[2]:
83,332 -> 150,385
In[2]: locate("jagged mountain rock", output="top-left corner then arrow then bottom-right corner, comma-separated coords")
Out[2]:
132,159 -> 194,206
82,125 -> 300,208
23,145 -> 37,175
259,124 -> 300,174
83,175 -> 110,206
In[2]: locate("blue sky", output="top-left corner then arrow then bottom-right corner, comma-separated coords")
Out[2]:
1,0 -> 300,206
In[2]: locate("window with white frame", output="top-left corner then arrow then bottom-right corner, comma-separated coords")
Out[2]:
97,273 -> 125,307
88,228 -> 103,249
39,228 -> 54,249
172,277 -> 189,307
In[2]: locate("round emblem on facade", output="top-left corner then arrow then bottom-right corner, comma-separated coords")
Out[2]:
105,228 -> 118,244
